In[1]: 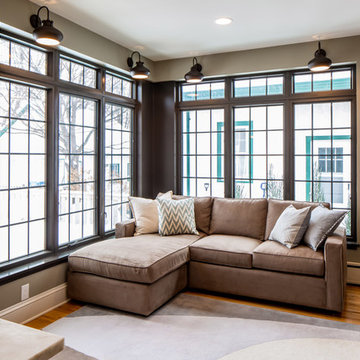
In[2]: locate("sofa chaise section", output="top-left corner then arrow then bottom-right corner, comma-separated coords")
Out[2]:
68,233 -> 202,315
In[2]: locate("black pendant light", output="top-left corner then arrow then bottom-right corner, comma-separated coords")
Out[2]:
184,57 -> 204,83
127,51 -> 150,80
308,41 -> 332,72
30,6 -> 63,46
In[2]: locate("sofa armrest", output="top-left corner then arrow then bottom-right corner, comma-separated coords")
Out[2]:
115,219 -> 135,238
324,226 -> 347,311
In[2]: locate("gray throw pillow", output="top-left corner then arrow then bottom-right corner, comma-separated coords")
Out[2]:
269,205 -> 311,249
303,205 -> 347,251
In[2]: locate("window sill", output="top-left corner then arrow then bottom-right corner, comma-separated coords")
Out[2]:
0,233 -> 115,285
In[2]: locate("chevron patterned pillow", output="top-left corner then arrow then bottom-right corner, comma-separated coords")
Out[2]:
156,198 -> 199,236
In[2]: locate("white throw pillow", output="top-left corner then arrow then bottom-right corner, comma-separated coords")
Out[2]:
129,191 -> 172,235
269,205 -> 311,249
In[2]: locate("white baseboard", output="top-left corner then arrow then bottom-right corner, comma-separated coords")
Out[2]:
347,263 -> 360,285
0,283 -> 69,324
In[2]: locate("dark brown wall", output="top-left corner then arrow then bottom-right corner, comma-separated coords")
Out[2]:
151,82 -> 177,196
136,81 -> 176,198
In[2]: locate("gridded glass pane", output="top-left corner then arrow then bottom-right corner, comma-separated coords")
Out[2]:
251,107 -> 266,130
268,105 -> 283,129
71,62 -> 84,85
83,210 -> 95,238
294,74 -> 311,93
211,82 -> 225,99
234,79 -> 249,97
59,58 -> 70,81
294,104 -> 311,129
234,155 -> 249,178
0,227 -> 8,263
332,71 -> 351,90
295,130 -> 312,155
0,118 -> 9,152
29,220 -> 45,253
9,223 -> 28,259
267,181 -> 283,199
10,120 -> 28,153
0,81 -> 9,116
313,72 -> 331,91
253,156 -> 266,178
0,156 -> 8,189
10,189 -> 28,224
268,131 -> 283,154
268,156 -> 283,179
295,156 -> 311,181
182,85 -> 196,101
0,37 -> 46,75
332,102 -> 351,128
104,103 -> 133,231
0,38 -> 10,65
234,105 -> 284,198
197,83 -> 210,100
182,111 -> 196,133
313,103 -> 331,128
294,181 -> 310,201
10,155 -> 28,188
30,88 -> 46,121
234,181 -> 250,198
60,57 -> 97,88
0,191 -> 8,226
234,108 -> 249,131
251,180 -> 266,198
197,110 -> 211,132
10,42 -> 29,71
181,109 -> 224,196
29,187 -> 45,220
250,78 -> 266,96
267,77 -> 283,95
252,132 -> 266,154
11,83 -> 29,119
105,73 -> 133,98
30,49 -> 46,75
59,94 -> 97,242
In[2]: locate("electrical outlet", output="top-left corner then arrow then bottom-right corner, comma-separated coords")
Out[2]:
21,284 -> 29,301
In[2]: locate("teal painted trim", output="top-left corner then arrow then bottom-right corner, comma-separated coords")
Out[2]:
186,112 -> 190,195
304,134 -> 350,201
217,122 -> 224,179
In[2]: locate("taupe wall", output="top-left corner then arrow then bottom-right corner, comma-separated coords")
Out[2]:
0,263 -> 67,311
1,0 -> 154,77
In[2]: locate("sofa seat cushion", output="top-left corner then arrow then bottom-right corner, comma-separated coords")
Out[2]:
253,240 -> 324,277
68,233 -> 202,284
190,235 -> 262,269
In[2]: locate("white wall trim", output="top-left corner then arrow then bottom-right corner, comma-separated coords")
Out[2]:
0,283 -> 68,324
347,262 -> 360,285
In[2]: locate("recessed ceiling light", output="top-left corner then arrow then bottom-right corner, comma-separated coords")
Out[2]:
215,17 -> 233,25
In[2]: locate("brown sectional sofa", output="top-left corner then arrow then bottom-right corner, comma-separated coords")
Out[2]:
67,197 -> 347,315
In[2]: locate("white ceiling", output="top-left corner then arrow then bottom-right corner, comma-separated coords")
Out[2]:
32,0 -> 360,61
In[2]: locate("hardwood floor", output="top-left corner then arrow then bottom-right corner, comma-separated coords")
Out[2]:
25,285 -> 360,330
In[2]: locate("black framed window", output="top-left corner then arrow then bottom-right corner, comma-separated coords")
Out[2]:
105,72 -> 133,98
0,79 -> 46,263
181,81 -> 225,101
234,105 -> 284,199
181,108 -> 225,197
0,31 -> 136,272
58,94 -> 97,245
0,35 -> 47,75
294,101 -> 352,235
177,66 -> 356,241
59,57 -> 97,88
104,103 -> 133,231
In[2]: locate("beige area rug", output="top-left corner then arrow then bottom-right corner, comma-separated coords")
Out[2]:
219,338 -> 360,360
47,293 -> 360,360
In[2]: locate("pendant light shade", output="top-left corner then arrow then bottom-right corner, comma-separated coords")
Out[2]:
185,57 -> 204,83
308,41 -> 332,72
30,6 -> 63,46
127,51 -> 150,79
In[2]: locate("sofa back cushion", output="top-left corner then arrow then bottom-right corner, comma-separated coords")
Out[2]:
210,198 -> 268,240
265,198 -> 330,240
172,195 -> 213,234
